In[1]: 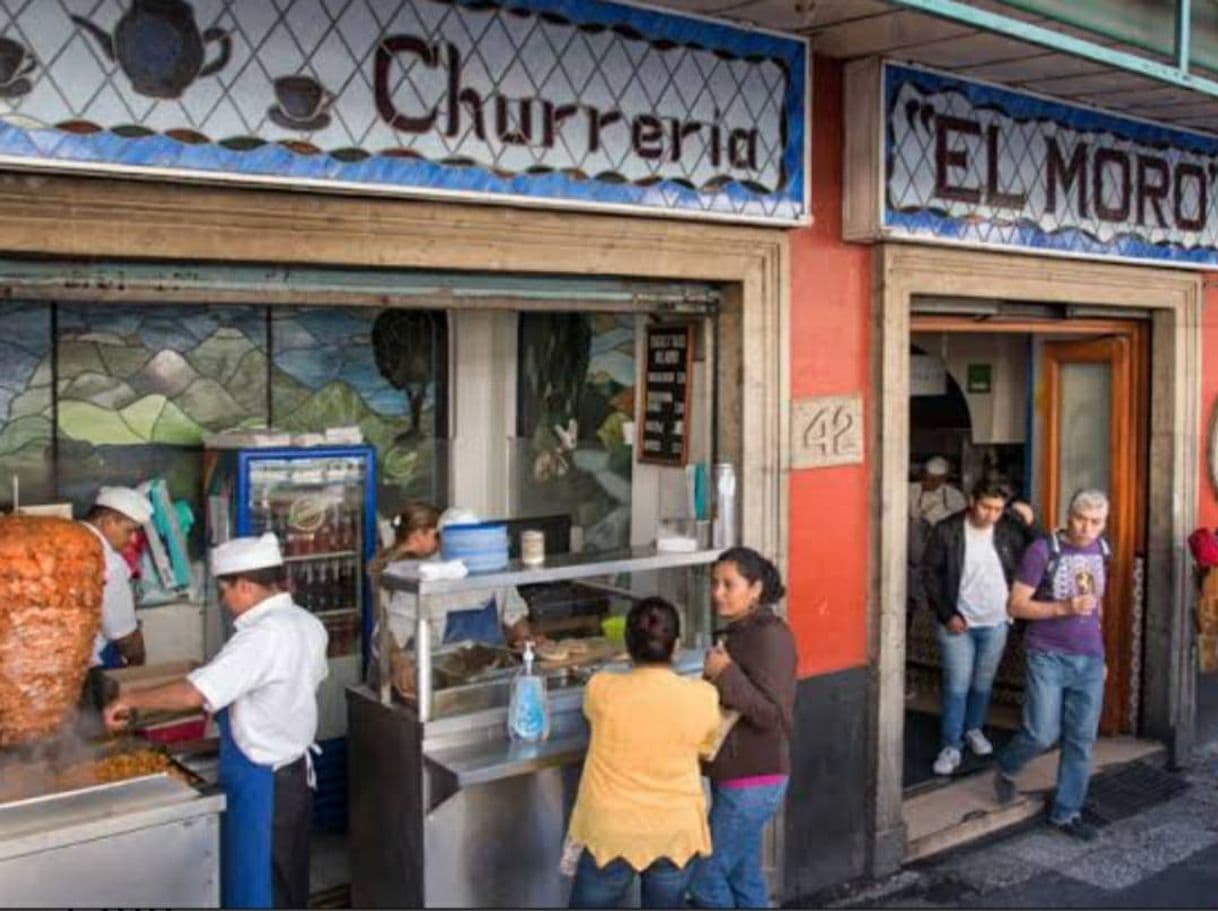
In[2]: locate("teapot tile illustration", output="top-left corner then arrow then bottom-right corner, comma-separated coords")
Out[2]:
0,36 -> 36,100
71,0 -> 231,100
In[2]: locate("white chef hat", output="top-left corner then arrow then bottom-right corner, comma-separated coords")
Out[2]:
95,486 -> 152,524
210,533 -> 283,577
924,456 -> 950,477
438,507 -> 480,529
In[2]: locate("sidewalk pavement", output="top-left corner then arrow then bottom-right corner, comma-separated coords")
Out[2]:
811,744 -> 1218,909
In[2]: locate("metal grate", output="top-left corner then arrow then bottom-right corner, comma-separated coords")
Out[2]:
1082,760 -> 1189,828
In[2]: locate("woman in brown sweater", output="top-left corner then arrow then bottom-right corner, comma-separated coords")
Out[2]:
690,547 -> 797,909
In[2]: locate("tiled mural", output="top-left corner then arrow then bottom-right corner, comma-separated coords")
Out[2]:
0,0 -> 806,222
516,312 -> 634,552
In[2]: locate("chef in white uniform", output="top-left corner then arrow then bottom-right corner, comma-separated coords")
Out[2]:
907,458 -> 968,641
82,485 -> 152,669
909,457 -> 967,526
105,533 -> 328,909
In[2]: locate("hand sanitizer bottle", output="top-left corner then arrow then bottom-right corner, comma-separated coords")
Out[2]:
508,640 -> 549,743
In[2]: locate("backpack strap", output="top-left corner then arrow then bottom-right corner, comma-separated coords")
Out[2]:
1043,532 -> 1062,585
1043,530 -> 1110,589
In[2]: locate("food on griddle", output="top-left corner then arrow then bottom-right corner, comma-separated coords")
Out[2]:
0,516 -> 104,746
0,748 -> 193,803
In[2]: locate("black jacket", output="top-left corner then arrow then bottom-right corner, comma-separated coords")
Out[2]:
921,509 -> 1039,626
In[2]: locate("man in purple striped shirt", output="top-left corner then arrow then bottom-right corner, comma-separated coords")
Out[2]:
993,489 -> 1110,842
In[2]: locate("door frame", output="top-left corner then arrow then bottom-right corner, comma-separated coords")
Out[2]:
869,243 -> 1201,876
1040,333 -> 1142,735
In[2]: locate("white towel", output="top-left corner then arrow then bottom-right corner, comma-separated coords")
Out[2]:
417,559 -> 469,581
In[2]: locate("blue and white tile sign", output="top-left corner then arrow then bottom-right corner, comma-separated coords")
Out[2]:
881,62 -> 1218,266
0,0 -> 807,224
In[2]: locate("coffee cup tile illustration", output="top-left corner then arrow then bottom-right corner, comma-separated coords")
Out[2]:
273,75 -> 333,122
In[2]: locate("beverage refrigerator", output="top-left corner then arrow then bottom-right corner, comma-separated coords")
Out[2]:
203,443 -> 377,832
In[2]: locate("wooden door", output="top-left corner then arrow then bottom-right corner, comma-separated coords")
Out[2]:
1040,335 -> 1139,735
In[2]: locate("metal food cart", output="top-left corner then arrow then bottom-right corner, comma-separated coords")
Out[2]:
348,546 -> 718,908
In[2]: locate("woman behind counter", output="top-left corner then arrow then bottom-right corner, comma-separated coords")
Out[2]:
371,502 -> 535,700
690,546 -> 797,910
567,597 -> 720,909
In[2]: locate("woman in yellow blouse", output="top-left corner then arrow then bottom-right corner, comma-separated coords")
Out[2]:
567,597 -> 721,909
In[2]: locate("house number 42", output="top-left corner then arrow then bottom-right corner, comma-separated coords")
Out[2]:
791,395 -> 864,469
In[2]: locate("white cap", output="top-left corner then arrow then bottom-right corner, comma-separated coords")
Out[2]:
210,533 -> 283,577
95,486 -> 152,524
924,457 -> 950,477
438,507 -> 480,529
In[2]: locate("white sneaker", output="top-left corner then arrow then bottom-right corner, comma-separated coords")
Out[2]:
964,729 -> 993,757
933,746 -> 961,776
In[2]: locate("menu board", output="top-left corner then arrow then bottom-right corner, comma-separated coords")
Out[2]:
640,324 -> 694,466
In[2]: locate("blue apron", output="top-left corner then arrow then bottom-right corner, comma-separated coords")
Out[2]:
98,641 -> 124,670
442,596 -> 504,646
217,709 -> 275,909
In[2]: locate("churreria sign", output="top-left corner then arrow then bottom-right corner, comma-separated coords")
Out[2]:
878,62 -> 1218,265
0,0 -> 807,224
375,35 -> 767,178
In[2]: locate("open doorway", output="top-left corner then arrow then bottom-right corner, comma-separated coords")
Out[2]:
903,308 -> 1150,794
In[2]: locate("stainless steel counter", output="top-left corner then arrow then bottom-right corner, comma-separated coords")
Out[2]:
0,773 -> 225,907
426,733 -> 589,788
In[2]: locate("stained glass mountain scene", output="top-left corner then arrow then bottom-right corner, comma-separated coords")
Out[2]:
273,307 -> 444,506
0,303 -> 52,505
52,303 -> 269,524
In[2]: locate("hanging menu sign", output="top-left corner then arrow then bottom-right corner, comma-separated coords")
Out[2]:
640,324 -> 693,466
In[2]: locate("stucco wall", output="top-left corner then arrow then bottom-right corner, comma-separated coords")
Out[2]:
786,56 -> 871,679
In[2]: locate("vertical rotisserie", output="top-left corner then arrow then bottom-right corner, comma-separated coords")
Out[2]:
0,516 -> 103,746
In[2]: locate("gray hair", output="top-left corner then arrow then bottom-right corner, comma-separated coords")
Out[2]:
1069,489 -> 1110,516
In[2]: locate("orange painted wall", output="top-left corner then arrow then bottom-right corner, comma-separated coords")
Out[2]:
786,57 -> 872,679
1198,278 -> 1218,529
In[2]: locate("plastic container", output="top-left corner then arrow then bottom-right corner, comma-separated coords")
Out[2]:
507,641 -> 550,742
441,521 -> 509,572
601,615 -> 626,646
521,529 -> 546,566
713,462 -> 737,549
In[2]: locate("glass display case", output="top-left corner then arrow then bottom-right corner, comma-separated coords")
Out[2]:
376,547 -> 715,721
351,546 -> 718,907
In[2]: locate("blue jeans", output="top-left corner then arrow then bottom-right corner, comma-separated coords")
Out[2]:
569,850 -> 693,909
937,622 -> 1009,750
998,649 -> 1105,824
689,780 -> 787,909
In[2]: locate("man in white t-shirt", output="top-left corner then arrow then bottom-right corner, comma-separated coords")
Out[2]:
105,533 -> 327,909
921,480 -> 1038,776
